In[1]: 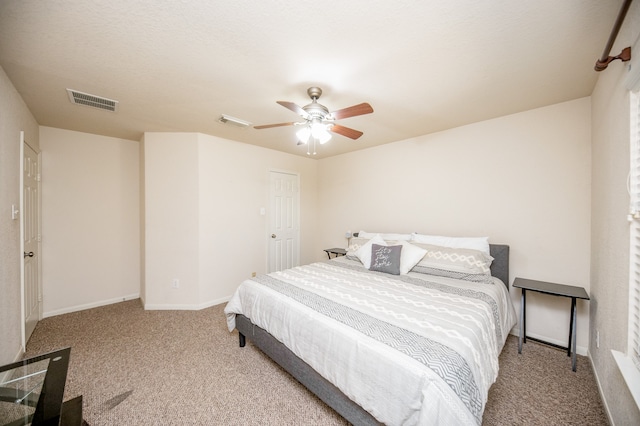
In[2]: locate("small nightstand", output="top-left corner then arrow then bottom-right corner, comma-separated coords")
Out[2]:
324,248 -> 347,259
513,277 -> 590,372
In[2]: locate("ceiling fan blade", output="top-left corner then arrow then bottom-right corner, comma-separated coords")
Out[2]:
277,101 -> 309,118
254,122 -> 296,129
330,124 -> 364,140
330,103 -> 374,120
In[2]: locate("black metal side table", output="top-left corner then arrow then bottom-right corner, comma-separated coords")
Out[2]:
324,248 -> 347,259
513,277 -> 590,372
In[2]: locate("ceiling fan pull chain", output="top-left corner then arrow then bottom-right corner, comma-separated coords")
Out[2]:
308,138 -> 317,156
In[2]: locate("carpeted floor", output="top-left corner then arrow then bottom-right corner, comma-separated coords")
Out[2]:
23,299 -> 609,425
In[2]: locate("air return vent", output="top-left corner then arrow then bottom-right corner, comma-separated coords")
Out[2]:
66,89 -> 119,112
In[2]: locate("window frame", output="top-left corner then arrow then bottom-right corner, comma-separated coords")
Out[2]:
629,89 -> 640,369
613,87 -> 640,410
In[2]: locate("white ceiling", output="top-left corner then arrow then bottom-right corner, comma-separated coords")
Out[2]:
0,1 -> 622,159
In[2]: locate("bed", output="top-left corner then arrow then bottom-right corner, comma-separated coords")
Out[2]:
224,234 -> 516,425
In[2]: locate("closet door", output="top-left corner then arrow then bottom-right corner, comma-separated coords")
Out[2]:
268,171 -> 299,272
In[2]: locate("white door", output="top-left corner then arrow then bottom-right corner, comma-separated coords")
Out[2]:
268,171 -> 300,272
23,140 -> 41,344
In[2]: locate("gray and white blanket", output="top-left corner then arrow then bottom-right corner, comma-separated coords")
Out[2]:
225,256 -> 516,425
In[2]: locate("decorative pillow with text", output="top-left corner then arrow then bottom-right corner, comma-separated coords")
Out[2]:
369,244 -> 402,275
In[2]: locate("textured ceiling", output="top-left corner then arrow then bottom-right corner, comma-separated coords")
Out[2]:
0,0 -> 623,159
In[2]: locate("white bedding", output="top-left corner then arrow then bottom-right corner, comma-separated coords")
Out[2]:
224,256 -> 516,425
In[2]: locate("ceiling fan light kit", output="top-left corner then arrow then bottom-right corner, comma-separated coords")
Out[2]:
254,87 -> 373,155
296,121 -> 332,156
296,121 -> 332,144
312,124 -> 332,144
295,126 -> 312,144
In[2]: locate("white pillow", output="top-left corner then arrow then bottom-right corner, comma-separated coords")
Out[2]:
358,231 -> 412,241
355,235 -> 387,268
398,241 -> 428,275
410,233 -> 490,255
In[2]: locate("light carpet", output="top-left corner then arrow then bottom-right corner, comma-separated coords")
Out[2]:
23,299 -> 608,425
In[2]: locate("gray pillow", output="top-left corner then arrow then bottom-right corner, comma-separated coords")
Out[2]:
369,244 -> 402,275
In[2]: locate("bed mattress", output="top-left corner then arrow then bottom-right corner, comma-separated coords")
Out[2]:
225,256 -> 516,425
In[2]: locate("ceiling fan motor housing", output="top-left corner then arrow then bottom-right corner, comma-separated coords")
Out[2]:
303,87 -> 329,119
303,103 -> 329,119
307,87 -> 322,100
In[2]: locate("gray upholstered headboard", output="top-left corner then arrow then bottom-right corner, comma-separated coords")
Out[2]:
489,244 -> 510,287
351,233 -> 510,287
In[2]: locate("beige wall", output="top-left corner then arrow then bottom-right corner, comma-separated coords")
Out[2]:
40,127 -> 140,316
0,66 -> 40,364
197,133 -> 319,304
317,97 -> 592,352
142,132 -> 200,308
142,132 -> 318,309
590,1 -> 640,423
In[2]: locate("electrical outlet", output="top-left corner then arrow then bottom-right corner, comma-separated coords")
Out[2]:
251,272 -> 257,278
172,279 -> 180,289
596,330 -> 600,348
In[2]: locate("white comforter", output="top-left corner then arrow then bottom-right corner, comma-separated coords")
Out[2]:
224,256 -> 516,425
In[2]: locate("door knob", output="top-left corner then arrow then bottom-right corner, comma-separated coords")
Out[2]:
271,234 -> 276,238
24,251 -> 34,258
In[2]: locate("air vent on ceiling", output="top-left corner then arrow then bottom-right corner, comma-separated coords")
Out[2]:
66,89 -> 119,112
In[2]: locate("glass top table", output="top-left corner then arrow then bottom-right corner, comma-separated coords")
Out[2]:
0,347 -> 74,426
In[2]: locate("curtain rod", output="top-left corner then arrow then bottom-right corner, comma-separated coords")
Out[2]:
595,0 -> 633,71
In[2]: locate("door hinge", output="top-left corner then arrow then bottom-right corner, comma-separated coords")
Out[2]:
36,173 -> 41,182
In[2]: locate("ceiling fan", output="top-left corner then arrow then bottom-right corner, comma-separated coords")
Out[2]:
254,87 -> 373,155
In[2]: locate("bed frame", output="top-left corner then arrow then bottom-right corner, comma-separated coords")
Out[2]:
234,244 -> 510,425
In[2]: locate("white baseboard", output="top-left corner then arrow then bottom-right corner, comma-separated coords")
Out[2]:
0,347 -> 26,385
143,295 -> 231,311
13,346 -> 23,363
41,293 -> 231,318
509,329 -> 588,356
195,295 -> 232,310
42,293 -> 140,318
